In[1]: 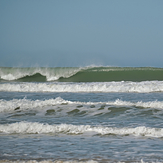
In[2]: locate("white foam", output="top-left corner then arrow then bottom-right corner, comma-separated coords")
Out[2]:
0,160 -> 162,163
1,81 -> 163,93
107,99 -> 163,109
0,97 -> 68,112
0,160 -> 98,163
0,67 -> 83,81
1,97 -> 163,113
0,122 -> 163,138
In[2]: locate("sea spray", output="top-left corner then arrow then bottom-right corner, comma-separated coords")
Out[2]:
1,67 -> 163,82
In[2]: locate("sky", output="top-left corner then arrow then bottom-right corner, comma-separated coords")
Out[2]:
0,0 -> 163,67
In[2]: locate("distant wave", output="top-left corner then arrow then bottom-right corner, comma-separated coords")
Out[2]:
0,121 -> 163,137
1,97 -> 163,113
1,66 -> 163,82
1,81 -> 163,93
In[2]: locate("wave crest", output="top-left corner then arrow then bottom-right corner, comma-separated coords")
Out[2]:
0,122 -> 163,137
0,67 -> 83,81
1,67 -> 163,82
1,81 -> 163,93
1,97 -> 163,113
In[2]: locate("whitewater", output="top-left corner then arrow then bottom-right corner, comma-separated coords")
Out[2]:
1,81 -> 163,93
1,122 -> 163,138
1,66 -> 163,163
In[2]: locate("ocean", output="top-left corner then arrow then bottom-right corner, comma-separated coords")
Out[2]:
0,66 -> 163,163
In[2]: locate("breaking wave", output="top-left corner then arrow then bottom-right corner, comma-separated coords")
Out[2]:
0,121 -> 163,138
1,97 -> 163,113
1,67 -> 163,82
0,67 -> 82,82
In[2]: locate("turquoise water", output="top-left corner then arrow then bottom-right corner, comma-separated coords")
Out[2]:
0,67 -> 163,163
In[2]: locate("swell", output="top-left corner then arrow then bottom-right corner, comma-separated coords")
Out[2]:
58,67 -> 163,82
1,67 -> 163,82
0,121 -> 163,137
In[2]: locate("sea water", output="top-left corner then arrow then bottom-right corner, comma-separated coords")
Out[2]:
0,67 -> 163,163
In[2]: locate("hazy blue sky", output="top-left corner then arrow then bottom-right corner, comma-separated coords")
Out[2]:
0,0 -> 163,67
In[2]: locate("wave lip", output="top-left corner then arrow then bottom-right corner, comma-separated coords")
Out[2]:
0,67 -> 83,81
0,122 -> 163,138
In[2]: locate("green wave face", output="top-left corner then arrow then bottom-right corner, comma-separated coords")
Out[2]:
0,67 -> 163,82
58,67 -> 163,82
